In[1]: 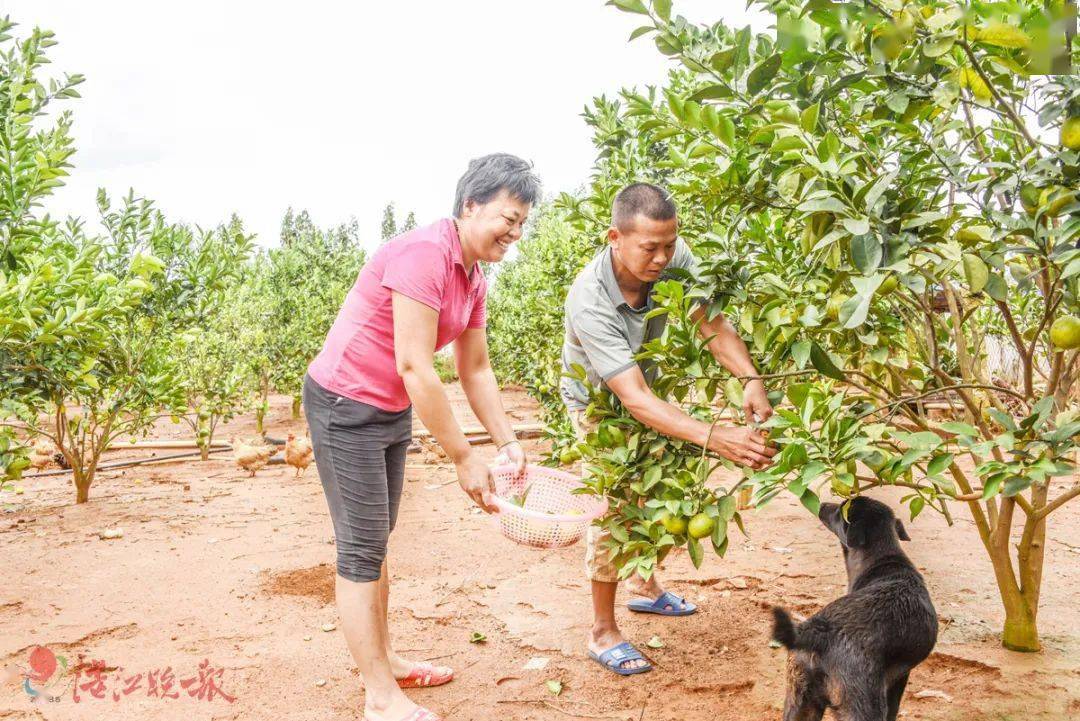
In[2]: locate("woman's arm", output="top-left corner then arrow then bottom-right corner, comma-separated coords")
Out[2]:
454,328 -> 526,472
391,291 -> 497,512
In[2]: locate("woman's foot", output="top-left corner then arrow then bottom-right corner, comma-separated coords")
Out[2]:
388,653 -> 453,688
362,685 -> 421,721
587,623 -> 649,672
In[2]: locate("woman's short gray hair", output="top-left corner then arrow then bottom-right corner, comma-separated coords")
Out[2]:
452,153 -> 541,217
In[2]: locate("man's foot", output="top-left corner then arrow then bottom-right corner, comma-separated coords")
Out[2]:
625,574 -> 696,615
588,625 -> 650,672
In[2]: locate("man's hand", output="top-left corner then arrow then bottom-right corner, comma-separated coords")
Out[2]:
707,426 -> 777,470
456,452 -> 498,513
742,378 -> 774,424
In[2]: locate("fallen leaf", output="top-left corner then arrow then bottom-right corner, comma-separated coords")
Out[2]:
314,679 -> 327,687
469,632 -> 487,644
728,577 -> 748,589
914,689 -> 953,702
321,623 -> 336,632
646,636 -> 664,649
545,679 -> 563,696
768,640 -> 783,649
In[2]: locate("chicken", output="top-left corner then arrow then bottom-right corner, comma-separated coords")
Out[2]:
231,437 -> 274,477
284,432 -> 313,477
417,436 -> 448,463
29,438 -> 56,471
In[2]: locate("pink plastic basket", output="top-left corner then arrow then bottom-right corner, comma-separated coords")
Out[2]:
490,463 -> 608,549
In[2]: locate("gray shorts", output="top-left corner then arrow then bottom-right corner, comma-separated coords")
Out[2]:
302,373 -> 413,583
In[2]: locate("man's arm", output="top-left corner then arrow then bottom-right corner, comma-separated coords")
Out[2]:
606,366 -> 776,469
691,306 -> 773,423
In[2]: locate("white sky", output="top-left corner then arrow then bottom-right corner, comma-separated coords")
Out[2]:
4,1 -> 769,250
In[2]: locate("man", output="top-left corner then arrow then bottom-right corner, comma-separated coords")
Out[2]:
560,182 -> 777,675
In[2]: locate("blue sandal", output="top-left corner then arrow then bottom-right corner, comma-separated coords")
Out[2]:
627,590 -> 697,616
588,641 -> 653,676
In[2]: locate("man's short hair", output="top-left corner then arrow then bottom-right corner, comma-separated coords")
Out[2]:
612,182 -> 677,232
452,153 -> 542,217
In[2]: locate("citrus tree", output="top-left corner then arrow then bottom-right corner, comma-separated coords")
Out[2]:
488,205 -> 595,444
563,0 -> 1079,651
240,210 -> 366,420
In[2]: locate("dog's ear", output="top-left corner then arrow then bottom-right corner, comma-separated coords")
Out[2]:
845,519 -> 868,548
895,518 -> 911,541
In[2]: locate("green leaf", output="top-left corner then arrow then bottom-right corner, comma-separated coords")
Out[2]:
546,679 -> 563,696
689,84 -> 733,102
799,490 -> 821,515
809,342 -> 844,380
800,101 -> 820,133
962,253 -> 988,293
980,474 -> 1003,500
790,340 -> 811,369
850,234 -> 882,274
608,0 -> 649,14
746,54 -> 781,96
940,421 -> 979,436
629,25 -> 655,41
982,273 -> 1007,301
652,0 -> 672,21
687,535 -> 704,568
469,632 -> 487,644
926,453 -> 954,477
646,635 -> 665,649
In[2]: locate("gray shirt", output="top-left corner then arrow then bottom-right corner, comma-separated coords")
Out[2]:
560,239 -> 700,410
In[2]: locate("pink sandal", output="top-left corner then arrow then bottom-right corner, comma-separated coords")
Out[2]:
363,707 -> 442,721
397,662 -> 454,689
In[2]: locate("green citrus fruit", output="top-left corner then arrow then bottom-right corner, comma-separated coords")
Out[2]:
876,274 -> 899,296
1049,315 -> 1080,350
1019,183 -> 1041,214
559,447 -> 581,465
1061,116 -> 1080,151
660,513 -> 688,536
1039,187 -> 1076,217
688,513 -> 716,539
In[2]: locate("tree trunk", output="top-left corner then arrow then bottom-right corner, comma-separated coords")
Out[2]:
1001,590 -> 1040,652
291,396 -> 301,420
74,470 -> 90,504
255,407 -> 265,434
199,443 -> 210,462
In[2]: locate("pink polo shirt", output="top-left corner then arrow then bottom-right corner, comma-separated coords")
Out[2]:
307,218 -> 487,412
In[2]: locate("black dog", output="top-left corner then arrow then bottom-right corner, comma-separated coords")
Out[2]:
771,496 -> 937,721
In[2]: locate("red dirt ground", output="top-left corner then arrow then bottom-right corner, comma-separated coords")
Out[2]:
2,385 -> 1078,720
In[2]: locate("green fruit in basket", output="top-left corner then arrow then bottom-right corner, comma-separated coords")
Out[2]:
688,513 -> 716,539
660,512 -> 688,535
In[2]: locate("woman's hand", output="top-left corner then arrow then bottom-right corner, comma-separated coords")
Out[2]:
456,452 -> 498,513
499,440 -> 527,477
707,426 -> 778,470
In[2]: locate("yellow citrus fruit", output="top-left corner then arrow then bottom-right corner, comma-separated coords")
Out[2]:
1049,316 -> 1080,350
1062,117 -> 1080,151
688,513 -> 716,539
1039,187 -> 1077,217
826,292 -> 849,321
660,512 -> 688,536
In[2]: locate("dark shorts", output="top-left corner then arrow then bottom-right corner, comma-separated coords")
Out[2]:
302,373 -> 413,582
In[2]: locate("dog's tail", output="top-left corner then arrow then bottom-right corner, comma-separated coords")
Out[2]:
771,607 -> 799,649
771,606 -> 831,654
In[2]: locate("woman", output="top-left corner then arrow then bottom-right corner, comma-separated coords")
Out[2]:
303,153 -> 539,721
